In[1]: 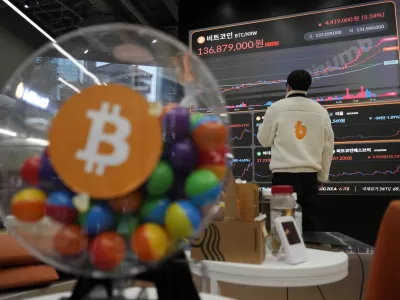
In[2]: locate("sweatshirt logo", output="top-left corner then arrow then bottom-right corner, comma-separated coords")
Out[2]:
295,121 -> 306,140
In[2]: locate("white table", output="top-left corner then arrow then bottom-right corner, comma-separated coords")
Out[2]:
25,287 -> 235,300
190,248 -> 348,295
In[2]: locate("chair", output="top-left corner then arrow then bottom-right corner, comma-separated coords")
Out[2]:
363,200 -> 400,300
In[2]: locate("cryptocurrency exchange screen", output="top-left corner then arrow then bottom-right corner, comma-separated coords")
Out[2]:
190,1 -> 400,195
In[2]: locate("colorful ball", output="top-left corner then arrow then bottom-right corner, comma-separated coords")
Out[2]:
46,191 -> 77,224
185,169 -> 222,206
11,188 -> 46,223
165,201 -> 202,240
20,156 -> 41,185
140,197 -> 170,225
83,203 -> 114,236
191,114 -> 221,131
146,160 -> 174,196
202,165 -> 227,180
109,190 -> 142,213
198,147 -> 228,180
163,107 -> 190,142
198,147 -> 227,166
161,103 -> 179,119
53,225 -> 88,256
131,223 -> 170,262
167,138 -> 198,172
190,113 -> 204,131
116,214 -> 139,236
90,232 -> 126,271
192,116 -> 227,151
39,151 -> 64,187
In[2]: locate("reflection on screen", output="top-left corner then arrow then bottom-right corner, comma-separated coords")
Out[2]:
282,221 -> 301,245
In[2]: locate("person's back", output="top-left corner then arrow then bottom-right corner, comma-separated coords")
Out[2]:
257,70 -> 334,231
262,96 -> 331,177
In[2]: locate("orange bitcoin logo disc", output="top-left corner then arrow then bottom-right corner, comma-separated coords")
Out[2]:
48,84 -> 162,199
295,121 -> 307,140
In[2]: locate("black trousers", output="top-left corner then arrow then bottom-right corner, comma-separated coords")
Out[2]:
272,172 -> 320,232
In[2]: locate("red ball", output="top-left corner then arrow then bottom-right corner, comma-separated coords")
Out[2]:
20,156 -> 41,185
198,147 -> 227,166
53,225 -> 88,256
90,232 -> 126,271
109,190 -> 142,213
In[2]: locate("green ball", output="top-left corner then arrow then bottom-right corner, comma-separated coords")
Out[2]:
185,169 -> 220,197
139,197 -> 170,224
146,160 -> 174,196
190,113 -> 203,131
116,214 -> 138,236
139,198 -> 159,219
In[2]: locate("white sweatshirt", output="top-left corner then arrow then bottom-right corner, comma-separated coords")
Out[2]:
257,90 -> 334,183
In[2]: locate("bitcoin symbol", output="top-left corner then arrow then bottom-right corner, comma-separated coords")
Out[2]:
49,84 -> 162,198
76,102 -> 132,176
295,121 -> 307,140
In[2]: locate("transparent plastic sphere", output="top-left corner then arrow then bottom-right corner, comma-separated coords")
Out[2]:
0,24 -> 229,278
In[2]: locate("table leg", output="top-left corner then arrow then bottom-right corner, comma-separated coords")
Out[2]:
209,279 -> 220,295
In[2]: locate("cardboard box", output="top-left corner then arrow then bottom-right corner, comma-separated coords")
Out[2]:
236,183 -> 259,221
223,171 -> 239,220
191,219 -> 266,264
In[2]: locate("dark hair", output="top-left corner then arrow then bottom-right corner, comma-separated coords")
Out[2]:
286,70 -> 312,91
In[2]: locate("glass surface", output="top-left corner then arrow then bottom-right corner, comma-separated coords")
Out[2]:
0,24 -> 229,278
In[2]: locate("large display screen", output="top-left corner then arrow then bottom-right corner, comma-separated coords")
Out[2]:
190,1 -> 400,195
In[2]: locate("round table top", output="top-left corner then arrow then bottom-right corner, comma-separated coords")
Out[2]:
190,248 -> 348,287
25,287 -> 234,300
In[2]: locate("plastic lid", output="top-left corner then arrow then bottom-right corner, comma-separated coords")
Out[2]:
262,188 -> 272,196
271,185 -> 293,194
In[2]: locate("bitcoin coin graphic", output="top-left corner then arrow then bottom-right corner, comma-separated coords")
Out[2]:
49,84 -> 162,199
76,102 -> 131,176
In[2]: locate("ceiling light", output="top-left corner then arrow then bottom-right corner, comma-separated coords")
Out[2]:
84,49 -> 89,54
3,0 -> 101,85
0,128 -> 17,137
58,77 -> 81,93
24,4 -> 28,9
26,138 -> 49,146
2,0 -> 55,42
15,82 -> 25,99
152,39 -> 157,44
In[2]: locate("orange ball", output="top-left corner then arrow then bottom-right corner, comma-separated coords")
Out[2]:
161,103 -> 179,119
131,224 -> 170,262
90,232 -> 126,271
109,190 -> 142,213
202,165 -> 227,180
193,122 -> 228,151
53,225 -> 88,256
11,188 -> 46,223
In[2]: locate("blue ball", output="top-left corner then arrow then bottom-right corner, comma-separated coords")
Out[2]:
46,191 -> 77,224
165,200 -> 202,239
190,184 -> 222,207
47,191 -> 74,207
83,204 -> 114,236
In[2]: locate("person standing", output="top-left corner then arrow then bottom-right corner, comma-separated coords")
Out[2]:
257,70 -> 334,231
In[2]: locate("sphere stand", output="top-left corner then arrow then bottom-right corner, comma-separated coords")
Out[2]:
63,251 -> 201,300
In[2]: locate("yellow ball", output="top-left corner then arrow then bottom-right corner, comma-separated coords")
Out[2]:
11,188 -> 46,222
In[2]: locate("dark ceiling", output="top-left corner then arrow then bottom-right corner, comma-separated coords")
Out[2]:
0,0 -> 179,48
